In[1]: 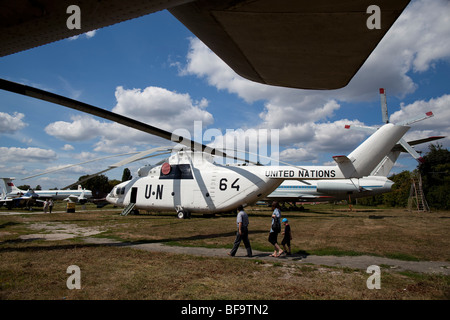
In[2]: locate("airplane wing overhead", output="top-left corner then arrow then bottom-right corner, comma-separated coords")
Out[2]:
0,0 -> 191,58
1,0 -> 410,90
170,0 -> 411,89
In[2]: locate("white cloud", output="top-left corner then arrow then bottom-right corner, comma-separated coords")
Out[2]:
85,30 -> 97,38
274,119 -> 369,164
43,85 -> 214,153
260,99 -> 341,129
278,147 -> 316,163
390,94 -> 450,131
62,144 -> 74,151
45,115 -> 108,141
0,147 -> 57,162
390,94 -> 450,149
58,76 -> 82,100
68,29 -> 97,41
113,86 -> 213,132
0,112 -> 28,133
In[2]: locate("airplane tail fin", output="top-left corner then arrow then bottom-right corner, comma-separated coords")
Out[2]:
371,135 -> 445,176
334,123 -> 410,178
0,178 -> 22,194
370,151 -> 402,176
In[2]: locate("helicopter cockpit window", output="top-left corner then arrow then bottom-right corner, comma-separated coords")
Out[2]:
159,164 -> 193,180
114,187 -> 126,195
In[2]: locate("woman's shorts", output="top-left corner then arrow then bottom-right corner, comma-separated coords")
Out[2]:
268,232 -> 278,245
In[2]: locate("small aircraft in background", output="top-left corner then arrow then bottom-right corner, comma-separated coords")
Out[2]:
0,177 -> 92,209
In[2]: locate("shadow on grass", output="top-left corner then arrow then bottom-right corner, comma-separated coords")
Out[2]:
0,229 -> 269,253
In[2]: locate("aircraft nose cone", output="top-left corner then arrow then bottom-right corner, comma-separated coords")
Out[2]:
385,179 -> 395,191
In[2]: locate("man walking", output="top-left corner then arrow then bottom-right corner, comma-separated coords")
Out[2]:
228,205 -> 252,257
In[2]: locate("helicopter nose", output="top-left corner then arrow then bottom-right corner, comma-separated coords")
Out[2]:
106,193 -> 115,204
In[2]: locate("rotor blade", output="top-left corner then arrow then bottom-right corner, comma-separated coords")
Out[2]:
398,138 -> 424,163
220,148 -> 307,171
379,88 -> 389,124
403,136 -> 445,146
62,168 -> 112,190
210,148 -> 260,165
396,111 -> 434,126
0,79 -> 242,161
344,124 -> 377,133
107,146 -> 172,169
134,151 -> 172,163
62,147 -> 173,189
22,151 -> 140,180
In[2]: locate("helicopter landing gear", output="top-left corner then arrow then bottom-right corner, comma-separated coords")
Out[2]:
176,207 -> 191,219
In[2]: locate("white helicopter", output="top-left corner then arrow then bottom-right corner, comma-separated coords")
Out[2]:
106,122 -> 407,218
0,79 -> 410,218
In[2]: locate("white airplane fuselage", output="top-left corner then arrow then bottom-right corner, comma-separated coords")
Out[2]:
266,176 -> 394,203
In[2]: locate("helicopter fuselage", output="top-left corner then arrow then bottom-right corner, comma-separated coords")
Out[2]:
106,151 -> 283,214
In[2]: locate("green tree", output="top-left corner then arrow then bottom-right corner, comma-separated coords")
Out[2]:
418,144 -> 450,210
75,174 -> 111,195
358,170 -> 412,207
382,170 -> 411,207
108,179 -> 122,191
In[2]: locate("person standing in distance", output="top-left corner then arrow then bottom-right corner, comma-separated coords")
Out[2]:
281,218 -> 292,255
269,201 -> 283,257
228,205 -> 252,257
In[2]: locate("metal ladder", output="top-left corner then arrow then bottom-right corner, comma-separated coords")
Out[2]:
121,203 -> 136,216
408,173 -> 429,212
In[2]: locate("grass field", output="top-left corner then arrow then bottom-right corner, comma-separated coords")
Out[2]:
0,202 -> 449,300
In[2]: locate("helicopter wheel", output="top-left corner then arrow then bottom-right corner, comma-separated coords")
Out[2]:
177,209 -> 191,219
177,210 -> 186,219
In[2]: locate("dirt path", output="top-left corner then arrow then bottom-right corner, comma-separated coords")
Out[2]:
6,213 -> 449,276
83,237 -> 450,275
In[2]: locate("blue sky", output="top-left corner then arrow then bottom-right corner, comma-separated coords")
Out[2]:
0,0 -> 449,190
